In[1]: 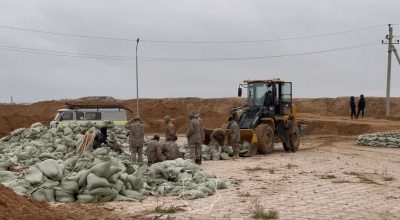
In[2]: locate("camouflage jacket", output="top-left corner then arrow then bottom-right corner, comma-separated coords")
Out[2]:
163,141 -> 183,160
146,140 -> 164,163
210,128 -> 228,146
125,120 -> 148,147
165,122 -> 176,142
285,119 -> 294,135
229,121 -> 240,142
193,113 -> 205,141
186,118 -> 202,144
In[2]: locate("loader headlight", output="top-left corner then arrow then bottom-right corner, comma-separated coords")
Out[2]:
269,106 -> 274,111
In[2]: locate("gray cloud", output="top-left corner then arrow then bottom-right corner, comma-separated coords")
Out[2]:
0,0 -> 399,103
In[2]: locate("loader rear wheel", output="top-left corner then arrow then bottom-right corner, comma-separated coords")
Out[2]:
255,124 -> 274,154
283,142 -> 290,151
291,126 -> 301,152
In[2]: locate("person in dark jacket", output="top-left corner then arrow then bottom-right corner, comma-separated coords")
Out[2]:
356,94 -> 366,119
93,127 -> 108,150
350,96 -> 356,119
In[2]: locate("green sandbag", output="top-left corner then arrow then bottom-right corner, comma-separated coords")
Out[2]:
77,194 -> 98,203
127,175 -> 144,190
202,154 -> 210,161
97,188 -> 119,202
139,188 -> 151,196
60,179 -> 79,194
194,185 -> 213,195
39,176 -> 60,188
151,164 -> 169,179
211,151 -> 220,161
133,164 -> 155,182
54,187 -> 75,202
387,137 -> 397,143
73,126 -> 81,133
378,137 -> 387,142
110,179 -> 124,193
125,165 -> 135,174
0,171 -> 17,183
220,153 -> 230,160
216,179 -> 228,189
36,159 -> 63,181
42,188 -> 56,202
11,128 -> 26,136
112,194 -> 135,201
176,172 -> 192,182
31,188 -> 47,201
24,166 -> 43,186
87,173 -> 111,191
38,153 -> 58,160
63,127 -> 73,136
78,169 -> 91,188
201,145 -> 211,154
185,163 -> 201,172
108,172 -> 121,184
184,153 -> 191,159
0,158 -> 12,171
90,187 -> 113,196
239,149 -> 248,154
63,138 -> 75,148
93,148 -> 109,156
121,190 -> 144,199
225,146 -> 234,156
180,190 -> 207,200
90,161 -> 111,178
55,144 -> 68,153
64,157 -> 79,171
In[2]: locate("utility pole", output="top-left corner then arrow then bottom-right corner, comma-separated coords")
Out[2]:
382,24 -> 399,116
382,25 -> 394,116
136,38 -> 140,116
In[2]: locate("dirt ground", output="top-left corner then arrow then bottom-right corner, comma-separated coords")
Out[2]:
43,134 -> 400,220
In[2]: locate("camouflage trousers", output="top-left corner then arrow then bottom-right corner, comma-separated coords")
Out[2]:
212,140 -> 225,151
232,141 -> 239,157
285,133 -> 292,151
130,145 -> 143,162
189,143 -> 201,160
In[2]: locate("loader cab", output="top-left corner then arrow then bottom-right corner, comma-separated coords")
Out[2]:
236,79 -> 292,129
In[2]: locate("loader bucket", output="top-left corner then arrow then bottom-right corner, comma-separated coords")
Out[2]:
203,129 -> 259,157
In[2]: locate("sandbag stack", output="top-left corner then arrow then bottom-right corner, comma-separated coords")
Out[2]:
356,132 -> 400,147
0,122 -> 232,203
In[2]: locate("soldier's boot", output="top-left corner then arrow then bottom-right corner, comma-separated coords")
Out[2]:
199,155 -> 202,165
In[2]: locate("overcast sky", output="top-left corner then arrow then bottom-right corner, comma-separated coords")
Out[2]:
0,0 -> 400,103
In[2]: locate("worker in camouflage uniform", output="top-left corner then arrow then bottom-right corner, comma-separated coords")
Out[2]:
125,116 -> 148,163
162,141 -> 183,160
284,114 -> 294,152
193,111 -> 205,143
228,117 -> 240,159
164,115 -> 176,142
146,134 -> 163,165
210,128 -> 228,152
186,113 -> 202,165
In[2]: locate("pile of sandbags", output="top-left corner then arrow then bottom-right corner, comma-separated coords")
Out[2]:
0,122 -> 232,203
356,132 -> 400,147
176,141 -> 250,161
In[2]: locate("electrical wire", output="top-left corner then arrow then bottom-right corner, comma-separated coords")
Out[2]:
0,41 -> 380,61
0,24 -> 386,43
141,25 -> 386,43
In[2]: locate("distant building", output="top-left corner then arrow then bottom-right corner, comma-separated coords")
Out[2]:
10,95 -> 14,104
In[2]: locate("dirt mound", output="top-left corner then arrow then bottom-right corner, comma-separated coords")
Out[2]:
0,184 -> 65,220
0,97 -> 399,137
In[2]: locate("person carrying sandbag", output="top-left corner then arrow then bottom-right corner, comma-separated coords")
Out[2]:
228,117 -> 240,159
125,116 -> 148,163
210,128 -> 228,152
93,127 -> 108,150
107,137 -> 123,154
284,114 -> 294,153
186,113 -> 202,165
146,134 -> 163,165
164,116 -> 176,142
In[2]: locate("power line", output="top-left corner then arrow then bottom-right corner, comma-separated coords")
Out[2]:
141,25 -> 386,43
0,41 -> 380,61
140,42 -> 380,61
0,24 -> 386,43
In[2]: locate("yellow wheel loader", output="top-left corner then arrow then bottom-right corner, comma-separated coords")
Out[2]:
204,79 -> 307,156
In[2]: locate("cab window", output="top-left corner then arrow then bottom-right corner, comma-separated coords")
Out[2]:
85,112 -> 101,120
76,112 -> 84,120
61,112 -> 73,120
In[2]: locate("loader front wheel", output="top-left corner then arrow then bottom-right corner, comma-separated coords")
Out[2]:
255,124 -> 274,154
291,126 -> 301,152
